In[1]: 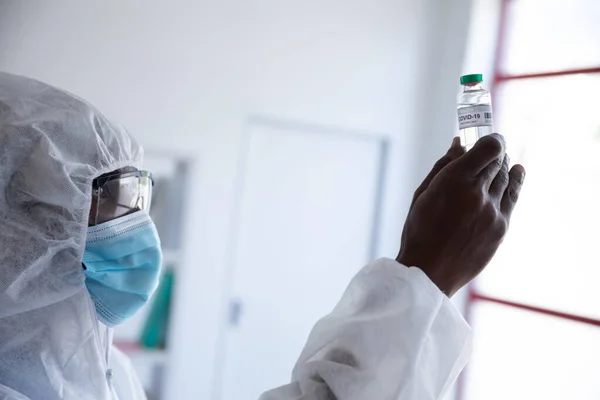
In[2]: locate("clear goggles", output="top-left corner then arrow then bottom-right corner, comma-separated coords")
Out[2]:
89,170 -> 154,226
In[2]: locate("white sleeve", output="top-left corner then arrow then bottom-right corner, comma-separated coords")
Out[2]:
259,258 -> 472,400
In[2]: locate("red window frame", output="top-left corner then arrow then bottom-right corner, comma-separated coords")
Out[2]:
456,0 -> 600,398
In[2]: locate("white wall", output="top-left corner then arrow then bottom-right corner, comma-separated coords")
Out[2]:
0,0 -> 471,398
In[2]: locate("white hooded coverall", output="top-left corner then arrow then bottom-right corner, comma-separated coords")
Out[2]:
0,72 -> 471,400
0,72 -> 146,400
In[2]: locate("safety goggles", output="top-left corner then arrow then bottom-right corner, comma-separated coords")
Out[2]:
89,170 -> 154,226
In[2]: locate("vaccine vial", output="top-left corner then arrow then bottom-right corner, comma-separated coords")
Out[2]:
457,74 -> 493,150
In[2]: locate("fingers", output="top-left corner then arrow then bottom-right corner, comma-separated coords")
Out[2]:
488,154 -> 509,197
501,164 -> 526,216
410,137 -> 465,209
455,133 -> 505,176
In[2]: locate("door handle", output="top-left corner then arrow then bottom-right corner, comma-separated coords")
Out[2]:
228,298 -> 243,327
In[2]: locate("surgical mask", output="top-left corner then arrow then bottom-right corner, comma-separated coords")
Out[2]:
82,210 -> 162,326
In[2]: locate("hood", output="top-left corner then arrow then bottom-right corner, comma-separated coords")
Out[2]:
0,72 -> 142,399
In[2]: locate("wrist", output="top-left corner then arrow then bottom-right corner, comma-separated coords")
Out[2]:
396,254 -> 456,297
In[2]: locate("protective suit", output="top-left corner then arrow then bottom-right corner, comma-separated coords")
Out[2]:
260,258 -> 472,400
0,72 -> 146,399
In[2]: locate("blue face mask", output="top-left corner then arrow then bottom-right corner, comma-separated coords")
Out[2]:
83,211 -> 162,327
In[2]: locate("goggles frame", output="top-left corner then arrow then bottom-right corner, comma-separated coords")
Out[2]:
90,170 -> 154,226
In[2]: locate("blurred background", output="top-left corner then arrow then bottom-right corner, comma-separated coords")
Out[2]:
0,0 -> 598,399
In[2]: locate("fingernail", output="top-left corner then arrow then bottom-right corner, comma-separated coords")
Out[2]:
452,136 -> 460,148
514,164 -> 526,181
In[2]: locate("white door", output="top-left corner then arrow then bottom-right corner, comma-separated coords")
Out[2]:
217,118 -> 385,400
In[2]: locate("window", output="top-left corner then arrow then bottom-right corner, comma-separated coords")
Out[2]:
459,1 -> 600,399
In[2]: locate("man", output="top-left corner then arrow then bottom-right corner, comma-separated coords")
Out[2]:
0,71 -> 523,399
260,136 -> 524,399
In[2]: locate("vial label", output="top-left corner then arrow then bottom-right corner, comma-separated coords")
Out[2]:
457,105 -> 493,130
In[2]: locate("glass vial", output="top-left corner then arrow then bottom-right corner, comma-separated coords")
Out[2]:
457,74 -> 493,150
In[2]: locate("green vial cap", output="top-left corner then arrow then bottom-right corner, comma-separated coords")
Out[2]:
460,74 -> 483,84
